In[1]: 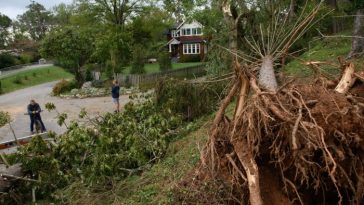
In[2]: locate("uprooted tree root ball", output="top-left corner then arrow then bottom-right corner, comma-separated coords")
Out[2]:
175,71 -> 364,204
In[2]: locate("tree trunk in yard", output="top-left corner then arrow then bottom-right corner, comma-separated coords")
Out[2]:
288,0 -> 296,21
221,1 -> 264,205
348,9 -> 364,59
259,55 -> 278,92
325,0 -> 340,33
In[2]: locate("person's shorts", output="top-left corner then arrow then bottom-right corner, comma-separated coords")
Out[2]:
112,98 -> 119,103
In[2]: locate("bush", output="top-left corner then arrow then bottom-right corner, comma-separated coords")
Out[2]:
0,53 -> 16,69
179,54 -> 201,63
85,69 -> 93,81
130,45 -> 145,74
155,79 -> 228,121
19,54 -> 32,64
0,111 -> 10,128
52,79 -> 77,96
13,76 -> 22,84
158,51 -> 172,72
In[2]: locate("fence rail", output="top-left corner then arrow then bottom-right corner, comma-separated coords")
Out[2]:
117,64 -> 206,87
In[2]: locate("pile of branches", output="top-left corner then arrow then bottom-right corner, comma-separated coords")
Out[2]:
176,61 -> 364,205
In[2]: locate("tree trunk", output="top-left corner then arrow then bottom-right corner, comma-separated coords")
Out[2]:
259,55 -> 278,92
288,0 -> 296,22
325,0 -> 340,33
221,1 -> 264,204
335,63 -> 356,94
348,9 -> 364,59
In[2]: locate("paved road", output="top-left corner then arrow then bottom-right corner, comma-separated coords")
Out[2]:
0,81 -> 129,143
0,64 -> 54,79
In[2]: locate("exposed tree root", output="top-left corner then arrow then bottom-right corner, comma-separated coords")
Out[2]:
176,63 -> 364,205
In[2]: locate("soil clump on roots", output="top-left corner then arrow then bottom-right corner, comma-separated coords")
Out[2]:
175,74 -> 364,205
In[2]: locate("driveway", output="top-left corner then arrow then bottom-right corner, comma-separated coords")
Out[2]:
0,81 -> 129,143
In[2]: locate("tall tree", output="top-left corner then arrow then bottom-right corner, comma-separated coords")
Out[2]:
348,0 -> 364,58
40,27 -> 94,87
94,0 -> 144,26
0,13 -> 11,48
17,1 -> 53,41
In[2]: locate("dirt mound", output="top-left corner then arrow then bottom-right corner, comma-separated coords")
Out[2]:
175,78 -> 364,205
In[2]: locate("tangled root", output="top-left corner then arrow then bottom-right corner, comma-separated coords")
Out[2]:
176,75 -> 364,205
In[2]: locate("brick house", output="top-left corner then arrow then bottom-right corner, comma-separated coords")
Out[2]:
166,20 -> 208,62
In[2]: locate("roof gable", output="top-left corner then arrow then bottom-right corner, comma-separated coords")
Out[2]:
177,20 -> 203,29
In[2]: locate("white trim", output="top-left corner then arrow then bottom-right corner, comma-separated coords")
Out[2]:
183,43 -> 201,55
177,20 -> 203,29
167,38 -> 180,45
181,27 -> 203,36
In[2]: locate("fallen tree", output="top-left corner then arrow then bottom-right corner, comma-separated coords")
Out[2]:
175,1 -> 364,204
176,60 -> 364,205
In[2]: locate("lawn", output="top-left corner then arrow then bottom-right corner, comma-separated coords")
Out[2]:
0,66 -> 73,94
122,62 -> 204,74
283,32 -> 357,78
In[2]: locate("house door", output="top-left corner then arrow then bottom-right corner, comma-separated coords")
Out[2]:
171,45 -> 179,57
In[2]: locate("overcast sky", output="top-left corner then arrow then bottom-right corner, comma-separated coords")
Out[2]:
0,0 -> 73,19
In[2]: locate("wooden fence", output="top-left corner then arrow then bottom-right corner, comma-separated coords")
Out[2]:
117,64 -> 206,87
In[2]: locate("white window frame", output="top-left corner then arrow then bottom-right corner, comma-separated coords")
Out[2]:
172,30 -> 179,37
181,27 -> 203,36
183,44 -> 200,54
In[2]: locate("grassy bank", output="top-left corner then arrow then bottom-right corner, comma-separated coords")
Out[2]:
283,34 -> 356,77
122,62 -> 204,74
0,66 -> 73,94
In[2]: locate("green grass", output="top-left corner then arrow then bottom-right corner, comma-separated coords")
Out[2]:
0,66 -> 73,94
122,62 -> 203,74
284,34 -> 354,78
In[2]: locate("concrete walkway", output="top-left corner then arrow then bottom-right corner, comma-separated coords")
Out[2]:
0,81 -> 129,143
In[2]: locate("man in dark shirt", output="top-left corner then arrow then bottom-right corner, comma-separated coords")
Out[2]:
27,99 -> 46,134
111,80 -> 120,113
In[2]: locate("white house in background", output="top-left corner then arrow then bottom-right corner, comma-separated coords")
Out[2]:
166,20 -> 208,61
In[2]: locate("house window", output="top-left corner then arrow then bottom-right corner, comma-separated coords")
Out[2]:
183,44 -> 200,54
172,30 -> 179,37
192,28 -> 202,35
182,28 -> 191,36
182,27 -> 202,36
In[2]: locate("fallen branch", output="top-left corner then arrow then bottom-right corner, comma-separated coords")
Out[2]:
335,63 -> 356,94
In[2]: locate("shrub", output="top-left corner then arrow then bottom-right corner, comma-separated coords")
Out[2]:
0,53 -> 16,69
85,69 -> 93,81
13,76 -> 22,84
179,54 -> 201,63
52,79 -> 76,96
155,79 -> 228,121
0,111 -> 10,128
130,45 -> 145,74
158,51 -> 172,72
19,54 -> 32,64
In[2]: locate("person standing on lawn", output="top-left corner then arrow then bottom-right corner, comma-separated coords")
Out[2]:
111,80 -> 120,113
